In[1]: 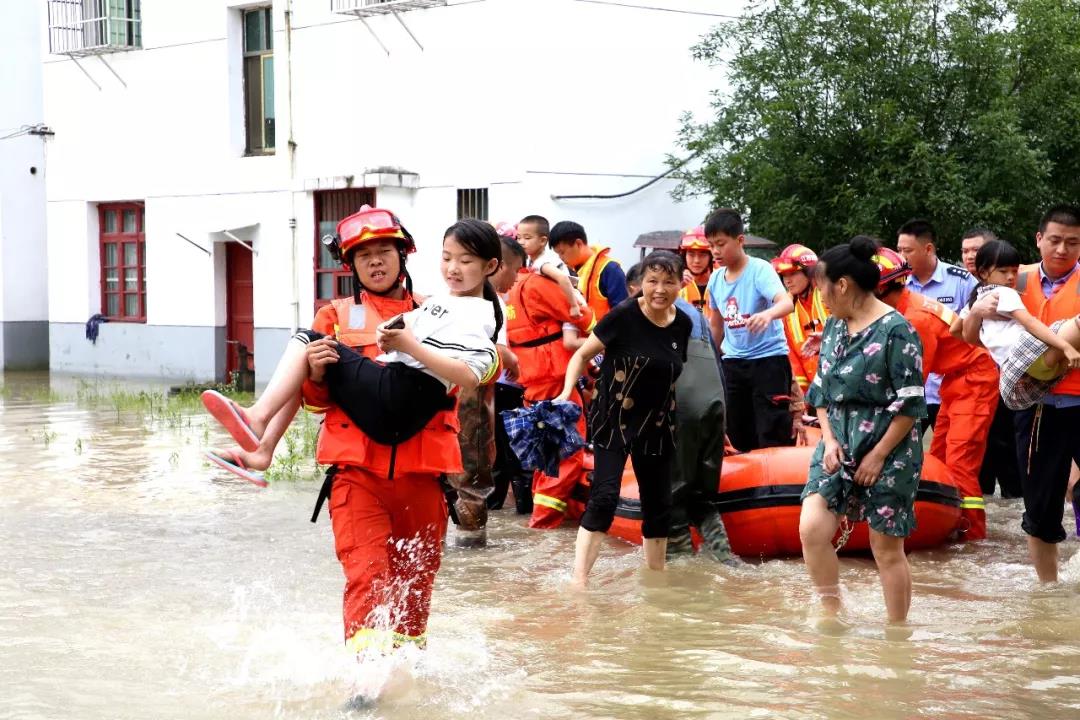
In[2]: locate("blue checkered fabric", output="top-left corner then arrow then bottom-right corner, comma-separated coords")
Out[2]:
1000,319 -> 1067,411
502,400 -> 584,477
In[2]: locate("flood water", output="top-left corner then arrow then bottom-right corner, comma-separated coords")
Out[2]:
3,371 -> 1080,720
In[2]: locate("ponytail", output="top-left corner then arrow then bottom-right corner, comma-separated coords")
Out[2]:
483,279 -> 503,343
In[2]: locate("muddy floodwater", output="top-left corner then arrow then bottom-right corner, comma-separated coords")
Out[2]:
3,371 -> 1080,720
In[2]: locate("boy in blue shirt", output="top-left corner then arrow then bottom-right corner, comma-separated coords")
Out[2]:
705,209 -> 796,451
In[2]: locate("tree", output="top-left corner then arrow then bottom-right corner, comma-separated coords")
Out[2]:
673,0 -> 1080,260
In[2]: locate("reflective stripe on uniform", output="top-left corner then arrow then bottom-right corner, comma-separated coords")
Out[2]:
533,493 -> 567,512
960,496 -> 986,510
346,628 -> 428,655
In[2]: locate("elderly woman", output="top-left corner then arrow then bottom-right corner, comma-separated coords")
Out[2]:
798,236 -> 926,623
558,251 -> 693,587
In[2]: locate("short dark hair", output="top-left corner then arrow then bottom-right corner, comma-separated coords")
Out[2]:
625,262 -> 644,290
500,235 -> 526,265
549,220 -> 587,249
818,235 -> 881,292
962,226 -> 998,243
518,214 -> 550,237
897,218 -> 937,245
703,208 -> 744,239
640,250 -> 682,281
1039,204 -> 1080,233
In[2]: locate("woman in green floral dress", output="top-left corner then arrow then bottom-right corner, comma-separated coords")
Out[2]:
799,237 -> 927,623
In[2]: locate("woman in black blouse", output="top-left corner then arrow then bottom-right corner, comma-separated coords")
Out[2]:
558,251 -> 693,587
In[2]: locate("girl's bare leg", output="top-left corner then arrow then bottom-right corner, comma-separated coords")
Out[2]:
212,394 -> 302,470
868,530 -> 911,623
571,527 -> 605,589
243,338 -> 312,435
1040,316 -> 1080,367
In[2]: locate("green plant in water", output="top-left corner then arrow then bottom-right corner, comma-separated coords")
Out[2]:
74,438 -> 83,455
41,429 -> 58,447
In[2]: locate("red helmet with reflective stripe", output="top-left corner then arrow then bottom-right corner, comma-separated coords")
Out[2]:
337,205 -> 416,258
872,247 -> 911,289
771,244 -> 819,276
679,225 -> 710,253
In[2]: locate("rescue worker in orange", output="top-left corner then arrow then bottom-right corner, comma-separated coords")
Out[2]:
549,220 -> 629,320
678,225 -> 714,316
506,258 -> 595,527
873,247 -> 996,540
300,207 -> 465,662
772,244 -> 829,396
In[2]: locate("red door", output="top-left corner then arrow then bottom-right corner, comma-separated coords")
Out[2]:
225,242 -> 255,379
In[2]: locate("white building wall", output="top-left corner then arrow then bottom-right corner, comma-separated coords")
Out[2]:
0,0 -> 49,368
40,0 -> 737,382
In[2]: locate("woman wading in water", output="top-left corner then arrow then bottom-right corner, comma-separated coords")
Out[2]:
558,252 -> 692,588
798,237 -> 926,623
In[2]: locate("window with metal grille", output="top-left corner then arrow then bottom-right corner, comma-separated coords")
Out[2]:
314,188 -> 377,310
243,7 -> 275,155
47,0 -> 142,55
456,188 -> 489,221
99,202 -> 146,322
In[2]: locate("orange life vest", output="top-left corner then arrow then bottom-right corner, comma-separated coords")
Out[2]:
1017,266 -> 1080,397
301,291 -> 463,476
679,280 -> 714,321
576,246 -> 617,320
783,287 -> 829,392
507,271 -> 594,402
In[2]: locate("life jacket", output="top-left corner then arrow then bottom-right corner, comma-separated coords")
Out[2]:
783,287 -> 829,392
897,289 -> 994,379
576,246 -> 617,320
1017,267 -> 1080,396
302,291 -> 462,478
679,280 -> 714,319
507,272 -> 594,401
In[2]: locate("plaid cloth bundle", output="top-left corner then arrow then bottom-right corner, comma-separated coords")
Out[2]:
1000,319 -> 1067,411
502,400 -> 585,477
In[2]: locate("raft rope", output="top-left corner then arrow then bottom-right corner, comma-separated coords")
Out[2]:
833,516 -> 854,552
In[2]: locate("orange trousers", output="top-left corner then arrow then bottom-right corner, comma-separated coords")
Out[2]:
329,466 -> 447,653
525,382 -> 586,529
930,358 -> 999,541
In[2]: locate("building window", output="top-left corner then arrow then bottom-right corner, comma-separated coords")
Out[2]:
243,7 -> 274,155
457,188 -> 488,221
99,202 -> 146,322
47,0 -> 142,55
314,188 -> 376,310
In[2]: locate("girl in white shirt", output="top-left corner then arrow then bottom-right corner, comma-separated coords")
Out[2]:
204,219 -> 503,448
960,240 -> 1080,409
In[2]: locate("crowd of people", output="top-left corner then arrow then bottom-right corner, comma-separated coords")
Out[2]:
200,201 -> 1080,700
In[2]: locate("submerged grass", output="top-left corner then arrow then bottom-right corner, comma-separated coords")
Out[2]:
2,377 -> 325,482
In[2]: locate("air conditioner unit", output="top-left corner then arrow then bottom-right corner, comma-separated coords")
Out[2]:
47,0 -> 142,56
330,0 -> 448,18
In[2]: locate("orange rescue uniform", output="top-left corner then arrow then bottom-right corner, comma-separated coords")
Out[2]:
782,287 -> 829,394
896,289 -> 997,540
302,292 -> 461,654
1016,268 -> 1080,396
507,270 -> 595,528
576,245 -> 618,320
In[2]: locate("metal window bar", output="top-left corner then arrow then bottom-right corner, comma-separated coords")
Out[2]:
330,0 -> 448,17
457,188 -> 489,221
48,0 -> 141,56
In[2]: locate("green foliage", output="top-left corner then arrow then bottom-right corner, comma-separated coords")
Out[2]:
674,0 -> 1080,260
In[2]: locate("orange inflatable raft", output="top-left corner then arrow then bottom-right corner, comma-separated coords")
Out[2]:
568,445 -> 964,557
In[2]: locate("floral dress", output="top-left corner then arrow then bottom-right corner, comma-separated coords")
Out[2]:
801,311 -> 927,537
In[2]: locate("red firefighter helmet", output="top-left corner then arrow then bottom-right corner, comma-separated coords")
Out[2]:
679,225 -> 710,253
336,205 -> 416,258
771,244 -> 819,276
872,247 -> 912,289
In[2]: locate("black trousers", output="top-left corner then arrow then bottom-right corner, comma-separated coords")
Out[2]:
979,394 -> 1022,498
921,403 -> 941,434
583,446 -> 673,539
722,354 -> 794,452
296,330 -> 453,446
490,382 -> 532,513
1014,404 -> 1080,544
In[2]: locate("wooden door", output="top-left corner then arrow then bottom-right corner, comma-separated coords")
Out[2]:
225,242 -> 255,379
